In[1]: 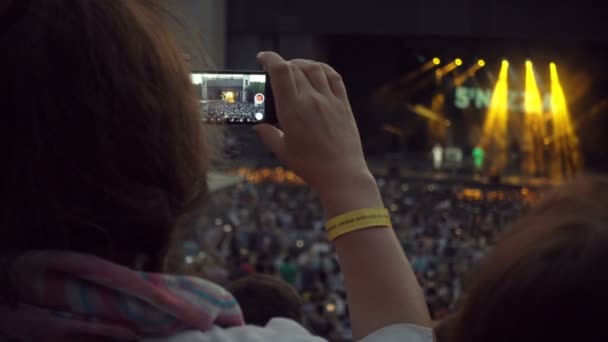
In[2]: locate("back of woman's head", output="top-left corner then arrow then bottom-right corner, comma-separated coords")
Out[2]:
0,0 -> 207,271
453,175 -> 608,342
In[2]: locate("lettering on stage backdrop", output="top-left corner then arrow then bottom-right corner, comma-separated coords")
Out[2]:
454,86 -> 552,113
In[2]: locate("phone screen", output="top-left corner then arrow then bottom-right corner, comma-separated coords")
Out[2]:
191,71 -> 274,124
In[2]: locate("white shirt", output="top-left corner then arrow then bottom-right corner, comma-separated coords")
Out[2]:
432,146 -> 443,160
311,242 -> 331,255
144,318 -> 433,342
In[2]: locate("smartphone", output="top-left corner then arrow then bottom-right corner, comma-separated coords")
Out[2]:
190,71 -> 276,125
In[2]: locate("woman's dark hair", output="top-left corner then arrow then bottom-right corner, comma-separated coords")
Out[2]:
434,312 -> 459,342
452,175 -> 608,342
227,274 -> 303,326
0,0 -> 208,271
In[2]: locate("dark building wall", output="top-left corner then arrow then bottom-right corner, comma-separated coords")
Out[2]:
226,0 -> 608,69
162,0 -> 227,69
228,0 -> 606,41
161,0 -> 607,72
163,0 -> 608,74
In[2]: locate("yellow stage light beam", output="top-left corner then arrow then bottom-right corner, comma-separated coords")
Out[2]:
454,59 -> 486,86
408,66 -> 450,95
480,60 -> 509,175
372,59 -> 441,104
454,63 -> 483,86
524,62 -> 543,116
521,60 -> 547,177
436,61 -> 459,78
407,104 -> 442,121
407,59 -> 462,104
455,58 -> 463,66
548,62 -> 582,181
399,60 -> 437,83
432,57 -> 441,65
383,124 -> 403,136
428,93 -> 447,144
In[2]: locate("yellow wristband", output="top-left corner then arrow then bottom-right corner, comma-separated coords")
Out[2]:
325,208 -> 392,241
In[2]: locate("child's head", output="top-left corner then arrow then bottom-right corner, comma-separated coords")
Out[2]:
228,274 -> 303,326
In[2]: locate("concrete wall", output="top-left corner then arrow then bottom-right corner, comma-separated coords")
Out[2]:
163,0 -> 606,71
227,34 -> 327,68
163,0 -> 227,70
227,0 -> 606,41
226,0 -> 607,68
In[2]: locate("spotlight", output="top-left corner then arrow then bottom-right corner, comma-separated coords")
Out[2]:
549,62 -> 557,73
549,61 -> 582,180
480,58 -> 509,175
524,60 -> 542,116
432,57 -> 441,65
522,58 -> 544,176
455,58 -> 463,66
477,59 -> 485,67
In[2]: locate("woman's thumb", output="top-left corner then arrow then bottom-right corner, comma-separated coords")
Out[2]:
254,124 -> 289,162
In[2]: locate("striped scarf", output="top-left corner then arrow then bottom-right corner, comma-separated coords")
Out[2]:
0,251 -> 244,341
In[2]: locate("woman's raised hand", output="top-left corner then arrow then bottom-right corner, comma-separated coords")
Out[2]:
255,52 -> 374,200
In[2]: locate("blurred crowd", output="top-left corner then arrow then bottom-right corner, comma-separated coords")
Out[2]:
202,101 -> 263,123
175,175 -> 532,341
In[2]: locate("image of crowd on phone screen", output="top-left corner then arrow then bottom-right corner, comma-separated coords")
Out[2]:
191,72 -> 266,123
201,101 -> 263,123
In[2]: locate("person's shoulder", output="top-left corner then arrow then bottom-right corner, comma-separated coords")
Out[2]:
142,318 -> 327,342
360,323 -> 433,342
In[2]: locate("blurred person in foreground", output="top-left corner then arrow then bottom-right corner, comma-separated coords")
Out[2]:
450,176 -> 608,342
0,0 -> 431,341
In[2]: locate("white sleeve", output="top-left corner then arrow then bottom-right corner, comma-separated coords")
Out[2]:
359,324 -> 434,342
142,318 -> 327,342
143,320 -> 433,342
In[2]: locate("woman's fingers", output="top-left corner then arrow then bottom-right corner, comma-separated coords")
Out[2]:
256,52 -> 296,109
290,59 -> 332,95
254,124 -> 289,162
319,63 -> 348,100
254,51 -> 367,195
289,63 -> 313,95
